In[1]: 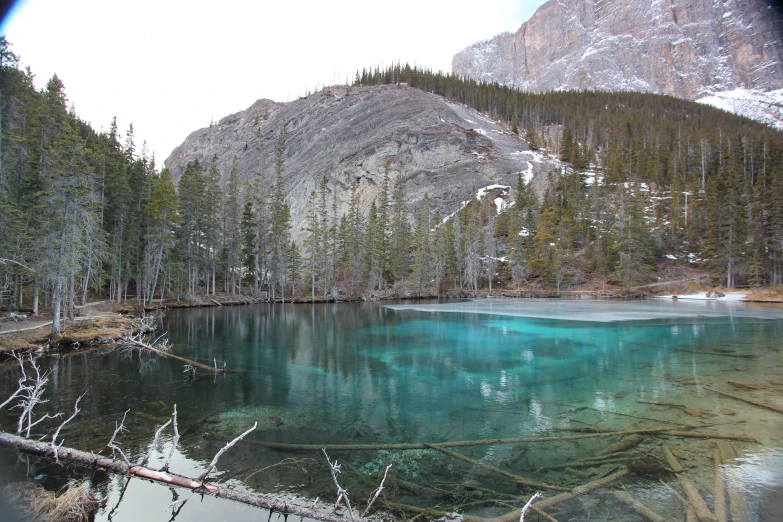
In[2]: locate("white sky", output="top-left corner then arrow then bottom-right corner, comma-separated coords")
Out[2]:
1,0 -> 547,164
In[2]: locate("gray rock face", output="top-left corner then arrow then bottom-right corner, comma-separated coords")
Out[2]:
164,85 -> 563,240
452,0 -> 783,100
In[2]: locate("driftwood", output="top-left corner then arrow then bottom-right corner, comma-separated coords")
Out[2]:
423,443 -> 569,492
604,491 -> 666,522
715,441 -> 750,522
661,444 -> 717,522
0,431 -> 349,522
704,386 -> 783,414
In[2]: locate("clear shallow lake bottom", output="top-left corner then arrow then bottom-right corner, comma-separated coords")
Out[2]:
1,298 -> 783,521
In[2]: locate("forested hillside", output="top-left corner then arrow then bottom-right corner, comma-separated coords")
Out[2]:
356,64 -> 783,290
3,40 -> 783,329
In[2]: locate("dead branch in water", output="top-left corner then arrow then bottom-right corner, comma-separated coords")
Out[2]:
361,463 -> 391,518
519,492 -> 541,522
199,422 -> 257,481
323,448 -> 355,521
119,334 -> 243,374
423,443 -> 569,492
486,468 -> 631,522
0,431 -> 351,522
51,392 -> 85,465
107,409 -> 131,467
704,386 -> 783,415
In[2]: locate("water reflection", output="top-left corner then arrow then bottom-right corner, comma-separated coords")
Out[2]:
1,300 -> 782,520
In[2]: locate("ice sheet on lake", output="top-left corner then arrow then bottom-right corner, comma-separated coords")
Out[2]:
385,298 -> 783,322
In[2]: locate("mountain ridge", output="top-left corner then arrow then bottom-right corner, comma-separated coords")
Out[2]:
164,84 -> 563,240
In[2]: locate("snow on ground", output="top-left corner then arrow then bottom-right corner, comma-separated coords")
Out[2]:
476,184 -> 510,201
475,128 -> 487,136
510,150 -> 549,184
696,88 -> 783,130
441,200 -> 470,225
653,292 -> 748,302
385,297 -> 783,322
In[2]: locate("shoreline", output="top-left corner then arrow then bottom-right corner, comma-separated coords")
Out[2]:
2,287 -> 781,355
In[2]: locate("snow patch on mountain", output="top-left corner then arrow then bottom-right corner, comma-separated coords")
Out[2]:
696,89 -> 783,130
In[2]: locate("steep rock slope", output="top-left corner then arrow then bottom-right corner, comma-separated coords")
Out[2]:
165,85 -> 561,239
452,0 -> 783,100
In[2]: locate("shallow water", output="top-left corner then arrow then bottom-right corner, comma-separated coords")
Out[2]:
1,298 -> 783,521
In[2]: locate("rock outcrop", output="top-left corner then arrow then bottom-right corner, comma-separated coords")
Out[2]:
452,0 -> 783,100
164,85 -> 562,240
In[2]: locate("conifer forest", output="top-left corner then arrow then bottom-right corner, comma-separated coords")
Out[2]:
3,41 -> 783,333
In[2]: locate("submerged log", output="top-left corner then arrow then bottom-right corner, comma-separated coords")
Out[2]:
229,427 -> 735,453
712,450 -> 728,522
491,468 -> 630,522
715,441 -> 751,522
423,443 -> 569,492
604,491 -> 666,522
661,444 -> 717,522
704,386 -> 783,415
727,381 -> 767,390
0,431 -> 347,522
599,434 -> 644,455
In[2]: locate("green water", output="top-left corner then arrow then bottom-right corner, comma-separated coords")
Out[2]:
2,299 -> 783,521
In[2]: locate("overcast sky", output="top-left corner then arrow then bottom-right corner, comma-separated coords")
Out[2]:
1,0 -> 547,164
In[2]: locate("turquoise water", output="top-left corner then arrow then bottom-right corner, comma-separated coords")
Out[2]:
1,298 -> 783,520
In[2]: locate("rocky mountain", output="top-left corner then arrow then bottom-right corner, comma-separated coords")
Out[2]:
164,84 -> 563,240
452,0 -> 783,102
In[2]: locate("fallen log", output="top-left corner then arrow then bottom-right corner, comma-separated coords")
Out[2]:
604,491 -> 666,522
599,434 -> 644,455
704,386 -> 783,415
727,381 -> 767,390
712,450 -> 728,522
121,337 -> 243,374
715,441 -> 750,522
676,349 -> 755,359
0,431 -> 346,522
492,468 -> 630,522
661,444 -> 717,522
556,427 -> 756,442
423,443 -> 569,492
230,427 -> 716,452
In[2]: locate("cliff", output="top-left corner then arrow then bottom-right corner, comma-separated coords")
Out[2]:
452,0 -> 783,100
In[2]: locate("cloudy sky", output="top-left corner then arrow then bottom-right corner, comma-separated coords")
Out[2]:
1,0 -> 547,164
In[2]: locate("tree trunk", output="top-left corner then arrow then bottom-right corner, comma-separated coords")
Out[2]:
0,431 -> 347,522
51,279 -> 63,335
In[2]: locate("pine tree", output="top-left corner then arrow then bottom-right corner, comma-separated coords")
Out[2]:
144,168 -> 180,304
411,194 -> 433,296
388,176 -> 411,287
